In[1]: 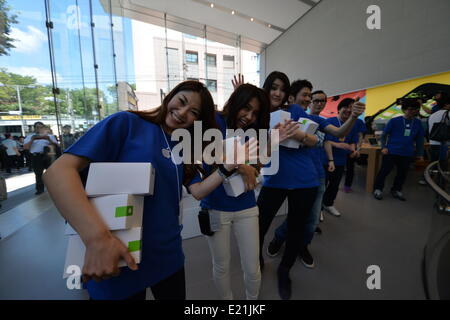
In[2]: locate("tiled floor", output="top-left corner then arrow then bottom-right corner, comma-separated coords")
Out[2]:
0,166 -> 435,299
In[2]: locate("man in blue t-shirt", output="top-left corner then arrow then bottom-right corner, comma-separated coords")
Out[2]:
343,118 -> 367,192
265,83 -> 364,270
322,98 -> 360,217
373,99 -> 425,201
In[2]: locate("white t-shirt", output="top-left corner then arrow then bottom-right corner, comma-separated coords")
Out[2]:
428,109 -> 449,145
24,134 -> 58,153
2,139 -> 18,156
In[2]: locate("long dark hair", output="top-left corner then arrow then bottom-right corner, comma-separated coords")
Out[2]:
262,71 -> 291,108
129,81 -> 218,184
220,83 -> 270,130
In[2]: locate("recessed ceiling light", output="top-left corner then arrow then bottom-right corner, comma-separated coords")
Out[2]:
250,18 -> 254,22
210,3 -> 214,8
231,10 -> 235,15
268,24 -> 271,28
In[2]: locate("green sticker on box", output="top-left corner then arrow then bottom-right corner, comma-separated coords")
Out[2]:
115,206 -> 133,218
299,119 -> 307,125
128,240 -> 141,252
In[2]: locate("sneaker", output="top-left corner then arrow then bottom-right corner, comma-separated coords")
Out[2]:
343,186 -> 353,193
391,190 -> 406,201
320,211 -> 324,222
323,205 -> 341,217
315,226 -> 322,234
373,189 -> 383,200
277,267 -> 292,300
267,238 -> 284,257
418,179 -> 427,186
299,246 -> 315,268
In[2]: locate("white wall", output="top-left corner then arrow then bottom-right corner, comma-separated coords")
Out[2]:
262,0 -> 450,95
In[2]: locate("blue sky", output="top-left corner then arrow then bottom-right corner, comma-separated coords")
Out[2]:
0,0 -> 135,94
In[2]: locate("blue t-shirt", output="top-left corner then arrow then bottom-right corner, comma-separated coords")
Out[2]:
189,113 -> 257,212
325,117 -> 360,166
383,116 -> 425,157
262,104 -> 319,189
66,112 -> 184,300
355,118 -> 367,135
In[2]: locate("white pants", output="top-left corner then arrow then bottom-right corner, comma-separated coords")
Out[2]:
206,206 -> 261,300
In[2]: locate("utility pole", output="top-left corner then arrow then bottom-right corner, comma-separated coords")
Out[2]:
16,85 -> 26,136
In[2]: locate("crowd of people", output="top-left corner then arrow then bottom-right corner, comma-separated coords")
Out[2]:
39,73 -> 448,300
0,124 -> 80,195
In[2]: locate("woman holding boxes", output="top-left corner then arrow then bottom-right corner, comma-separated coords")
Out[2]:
251,72 -> 365,300
44,81 -> 258,300
187,83 -> 299,300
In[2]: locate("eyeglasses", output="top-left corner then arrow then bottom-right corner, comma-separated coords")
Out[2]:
313,99 -> 326,104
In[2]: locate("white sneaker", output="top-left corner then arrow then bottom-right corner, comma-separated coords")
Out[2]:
320,211 -> 324,222
324,206 -> 341,217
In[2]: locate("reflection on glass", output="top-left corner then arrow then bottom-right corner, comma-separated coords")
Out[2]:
0,0 -> 54,137
0,0 -> 261,139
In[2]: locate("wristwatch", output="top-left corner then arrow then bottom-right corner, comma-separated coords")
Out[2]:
218,164 -> 236,178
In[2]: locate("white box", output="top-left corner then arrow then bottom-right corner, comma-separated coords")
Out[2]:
224,136 -> 248,165
63,227 -> 142,278
85,163 -> 155,197
65,194 -> 144,235
223,173 -> 246,197
270,110 -> 300,148
298,117 -> 319,135
270,110 -> 291,129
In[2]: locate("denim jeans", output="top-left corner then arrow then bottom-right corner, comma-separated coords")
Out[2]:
274,178 -> 326,245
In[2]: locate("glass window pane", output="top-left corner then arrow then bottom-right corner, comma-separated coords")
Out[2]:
0,0 -> 54,138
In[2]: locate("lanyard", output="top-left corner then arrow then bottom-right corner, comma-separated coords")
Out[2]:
337,117 -> 346,142
160,126 -> 181,203
402,117 -> 414,132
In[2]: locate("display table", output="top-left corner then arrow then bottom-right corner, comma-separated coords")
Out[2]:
359,143 -> 382,193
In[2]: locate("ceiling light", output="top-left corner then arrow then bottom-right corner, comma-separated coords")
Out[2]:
268,24 -> 271,28
250,18 -> 254,22
210,3 -> 214,8
231,10 -> 235,15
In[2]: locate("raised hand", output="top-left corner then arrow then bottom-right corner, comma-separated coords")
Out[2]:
351,97 -> 366,118
231,73 -> 245,90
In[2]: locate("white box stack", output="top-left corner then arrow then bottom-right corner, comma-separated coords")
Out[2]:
298,117 -> 319,135
63,163 -> 155,278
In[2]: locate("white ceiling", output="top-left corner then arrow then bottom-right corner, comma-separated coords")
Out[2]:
107,0 -> 321,51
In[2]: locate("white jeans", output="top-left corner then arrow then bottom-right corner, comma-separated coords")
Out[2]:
206,206 -> 261,300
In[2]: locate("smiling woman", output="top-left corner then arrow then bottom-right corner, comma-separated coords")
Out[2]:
43,80 -> 220,300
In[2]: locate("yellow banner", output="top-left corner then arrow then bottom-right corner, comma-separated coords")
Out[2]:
0,115 -> 43,120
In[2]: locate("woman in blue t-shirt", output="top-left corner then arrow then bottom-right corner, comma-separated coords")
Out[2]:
188,84 -> 298,300
43,81 -> 257,300
256,72 -> 321,300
